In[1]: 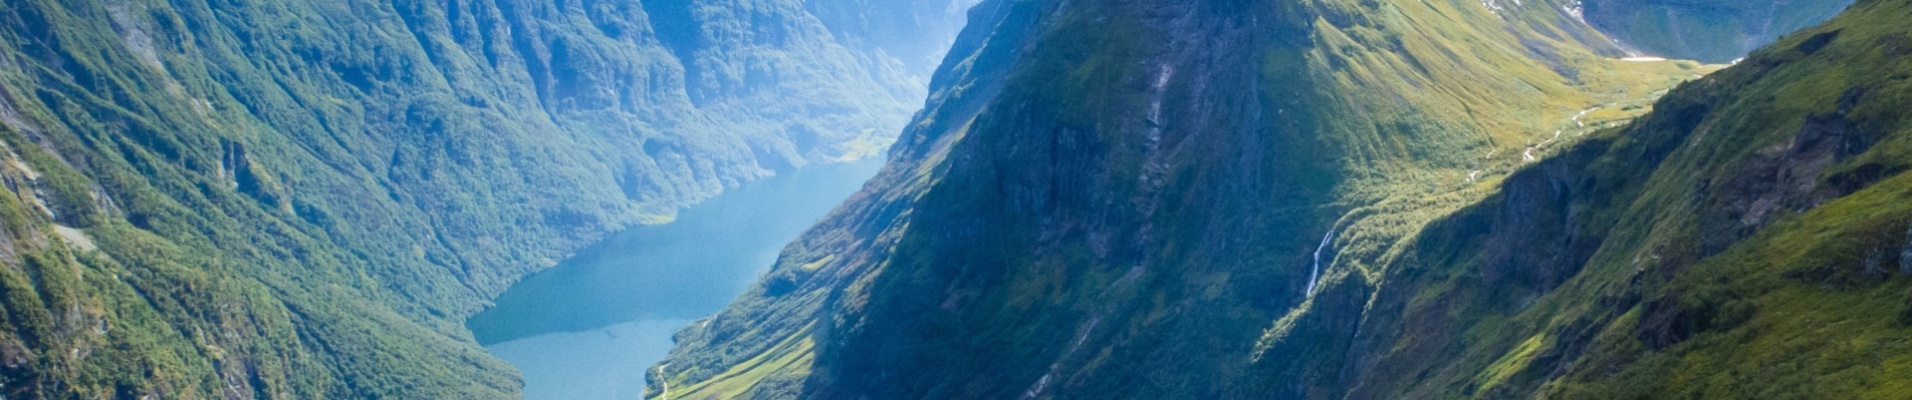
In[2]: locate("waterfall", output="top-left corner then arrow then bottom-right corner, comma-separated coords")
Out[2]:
1307,228 -> 1337,296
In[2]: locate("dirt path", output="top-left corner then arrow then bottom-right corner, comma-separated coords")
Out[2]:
656,363 -> 671,400
1572,107 -> 1600,128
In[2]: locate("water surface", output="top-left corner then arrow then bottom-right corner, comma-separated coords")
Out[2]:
468,159 -> 881,399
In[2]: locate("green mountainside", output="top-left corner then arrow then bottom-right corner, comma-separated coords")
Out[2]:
654,0 -> 1733,397
659,0 -> 1911,399
0,0 -> 962,397
1,0 -> 1898,397
1580,0 -> 1854,62
1306,1 -> 1912,396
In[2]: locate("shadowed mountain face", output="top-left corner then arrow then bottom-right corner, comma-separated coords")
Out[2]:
0,0 -> 962,397
658,0 -> 1912,399
1580,0 -> 1855,62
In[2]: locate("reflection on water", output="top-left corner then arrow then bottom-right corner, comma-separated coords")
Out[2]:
486,319 -> 691,400
467,160 -> 881,399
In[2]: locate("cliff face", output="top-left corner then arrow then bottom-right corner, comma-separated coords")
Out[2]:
1580,0 -> 1855,62
655,0 -> 1774,398
0,0 -> 962,397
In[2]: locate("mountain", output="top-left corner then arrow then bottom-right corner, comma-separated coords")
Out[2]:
0,0 -> 962,397
1579,0 -> 1854,62
657,0 -> 1907,398
651,0 -> 1745,397
1305,1 -> 1912,396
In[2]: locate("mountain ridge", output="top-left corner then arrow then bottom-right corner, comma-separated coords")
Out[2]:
1581,0 -> 1855,62
651,0 -> 1755,398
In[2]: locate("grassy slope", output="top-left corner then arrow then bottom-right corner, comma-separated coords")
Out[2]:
655,0 -> 1721,398
1266,0 -> 1912,398
0,0 -> 953,397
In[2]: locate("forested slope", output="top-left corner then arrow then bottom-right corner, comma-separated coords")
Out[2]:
0,0 -> 964,397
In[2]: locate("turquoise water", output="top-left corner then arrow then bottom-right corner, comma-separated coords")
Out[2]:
468,160 -> 881,399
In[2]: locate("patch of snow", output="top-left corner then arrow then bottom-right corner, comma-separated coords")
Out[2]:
1619,56 -> 1668,62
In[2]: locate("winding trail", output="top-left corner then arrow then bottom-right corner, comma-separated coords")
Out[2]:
656,363 -> 671,400
1572,107 -> 1600,128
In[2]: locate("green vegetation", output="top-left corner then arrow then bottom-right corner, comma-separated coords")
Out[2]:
0,0 -> 959,397
3,0 -> 1888,396
1254,0 -> 1912,397
655,0 -> 1755,398
664,0 -> 1912,398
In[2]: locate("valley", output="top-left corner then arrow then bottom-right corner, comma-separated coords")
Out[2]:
0,0 -> 962,397
469,159 -> 879,399
0,0 -> 1905,398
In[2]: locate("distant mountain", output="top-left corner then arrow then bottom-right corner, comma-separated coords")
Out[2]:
0,0 -> 961,397
658,0 -> 1910,399
1580,0 -> 1854,62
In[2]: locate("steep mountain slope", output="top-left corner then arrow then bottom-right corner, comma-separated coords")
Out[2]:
1580,0 -> 1854,62
1279,1 -> 1912,397
653,0 -> 1737,398
0,0 -> 961,398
